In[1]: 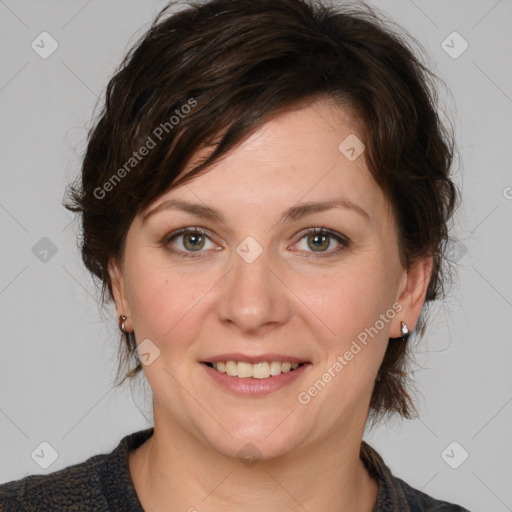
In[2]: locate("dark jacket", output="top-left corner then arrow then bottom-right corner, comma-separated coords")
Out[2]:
0,427 -> 471,511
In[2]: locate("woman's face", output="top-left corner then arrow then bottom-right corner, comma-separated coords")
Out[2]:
110,98 -> 431,460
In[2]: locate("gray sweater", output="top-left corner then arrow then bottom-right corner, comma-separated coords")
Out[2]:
0,428 -> 470,511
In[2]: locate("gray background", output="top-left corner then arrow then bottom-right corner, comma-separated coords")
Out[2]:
0,1 -> 511,510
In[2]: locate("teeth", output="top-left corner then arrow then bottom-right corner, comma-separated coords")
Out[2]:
237,361 -> 253,378
211,360 -> 303,379
225,361 -> 237,376
252,362 -> 270,379
269,361 -> 282,376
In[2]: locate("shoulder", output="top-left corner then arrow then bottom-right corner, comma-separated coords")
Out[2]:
393,473 -> 471,511
360,441 -> 472,511
0,450 -> 111,511
0,428 -> 153,512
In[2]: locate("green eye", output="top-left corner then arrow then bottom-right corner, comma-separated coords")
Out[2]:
163,226 -> 349,259
295,228 -> 350,257
164,227 -> 215,257
307,232 -> 330,251
181,232 -> 206,251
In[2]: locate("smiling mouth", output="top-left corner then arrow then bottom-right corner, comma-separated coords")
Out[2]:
203,361 -> 306,379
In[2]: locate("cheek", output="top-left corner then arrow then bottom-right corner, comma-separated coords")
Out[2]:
301,257 -> 399,369
124,251 -> 216,347
312,262 -> 397,330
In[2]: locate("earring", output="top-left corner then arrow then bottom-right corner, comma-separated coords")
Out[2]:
390,321 -> 410,341
118,315 -> 137,355
119,314 -> 129,334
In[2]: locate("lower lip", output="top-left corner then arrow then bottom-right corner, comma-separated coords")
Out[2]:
201,363 -> 311,397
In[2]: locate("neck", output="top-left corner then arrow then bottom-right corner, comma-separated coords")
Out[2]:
128,409 -> 378,511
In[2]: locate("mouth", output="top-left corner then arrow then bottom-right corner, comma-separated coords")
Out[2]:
202,361 -> 307,379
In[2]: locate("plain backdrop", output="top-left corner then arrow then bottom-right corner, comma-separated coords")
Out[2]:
1,1 -> 511,511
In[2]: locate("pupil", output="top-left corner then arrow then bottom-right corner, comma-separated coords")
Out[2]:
185,233 -> 204,251
310,233 -> 328,251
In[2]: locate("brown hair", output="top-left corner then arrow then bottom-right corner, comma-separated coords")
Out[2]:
64,0 -> 459,427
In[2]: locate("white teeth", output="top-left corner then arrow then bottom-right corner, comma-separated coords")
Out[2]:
237,362 -> 253,378
225,361 -> 237,377
210,360 -> 303,379
252,362 -> 270,379
269,361 -> 282,376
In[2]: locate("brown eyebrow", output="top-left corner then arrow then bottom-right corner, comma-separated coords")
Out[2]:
142,197 -> 370,224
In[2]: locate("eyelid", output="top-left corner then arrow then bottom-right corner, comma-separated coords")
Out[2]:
163,226 -> 350,257
290,227 -> 350,257
293,226 -> 348,244
163,227 -> 219,256
163,226 -> 211,244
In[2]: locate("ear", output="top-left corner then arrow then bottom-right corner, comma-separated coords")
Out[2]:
393,254 -> 433,337
108,257 -> 133,332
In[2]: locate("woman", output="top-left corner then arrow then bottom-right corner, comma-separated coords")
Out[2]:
0,0 -> 471,510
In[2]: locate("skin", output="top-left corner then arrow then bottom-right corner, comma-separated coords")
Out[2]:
109,97 -> 432,511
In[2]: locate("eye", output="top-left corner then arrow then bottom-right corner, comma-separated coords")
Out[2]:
293,227 -> 349,257
164,227 -> 218,257
163,226 -> 350,259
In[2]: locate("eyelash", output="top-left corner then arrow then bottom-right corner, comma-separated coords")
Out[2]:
163,227 -> 350,259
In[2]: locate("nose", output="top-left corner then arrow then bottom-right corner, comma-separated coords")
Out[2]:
216,243 -> 292,334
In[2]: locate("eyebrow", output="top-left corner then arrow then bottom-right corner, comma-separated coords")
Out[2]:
142,197 -> 370,225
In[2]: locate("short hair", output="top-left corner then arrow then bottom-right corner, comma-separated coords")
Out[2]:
64,0 -> 459,427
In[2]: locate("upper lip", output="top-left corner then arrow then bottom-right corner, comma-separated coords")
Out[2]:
201,353 -> 309,364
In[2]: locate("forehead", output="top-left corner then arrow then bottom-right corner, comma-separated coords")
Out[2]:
143,99 -> 391,226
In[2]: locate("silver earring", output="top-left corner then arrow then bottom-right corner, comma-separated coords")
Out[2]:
119,314 -> 129,334
390,321 -> 410,341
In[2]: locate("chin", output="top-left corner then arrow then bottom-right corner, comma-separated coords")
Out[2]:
201,416 -> 305,462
